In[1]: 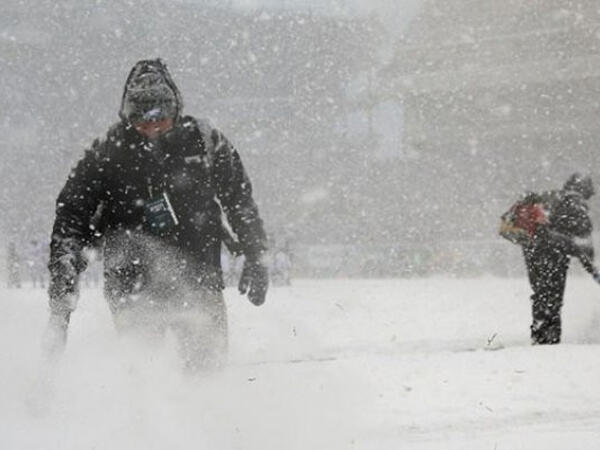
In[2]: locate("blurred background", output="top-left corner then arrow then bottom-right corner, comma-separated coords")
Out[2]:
2,0 -> 600,279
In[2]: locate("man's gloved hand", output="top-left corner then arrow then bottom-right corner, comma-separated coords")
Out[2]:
238,256 -> 269,306
593,271 -> 600,284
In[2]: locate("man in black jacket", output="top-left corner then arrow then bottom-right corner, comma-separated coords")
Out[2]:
46,59 -> 269,369
523,173 -> 597,345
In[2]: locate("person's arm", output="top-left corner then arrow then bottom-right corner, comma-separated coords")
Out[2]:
211,129 -> 267,256
552,194 -> 593,238
544,193 -> 598,276
48,141 -> 106,316
540,227 -> 597,276
210,128 -> 269,305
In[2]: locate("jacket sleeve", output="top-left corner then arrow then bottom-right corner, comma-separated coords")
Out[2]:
210,129 -> 268,259
48,141 -> 106,310
542,228 -> 596,273
552,194 -> 593,238
550,193 -> 596,272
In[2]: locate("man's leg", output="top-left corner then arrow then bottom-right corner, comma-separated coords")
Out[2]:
170,288 -> 228,372
529,253 -> 568,345
524,248 -> 546,344
104,271 -> 167,342
543,257 -> 568,344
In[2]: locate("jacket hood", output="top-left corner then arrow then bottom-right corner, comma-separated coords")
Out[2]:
563,172 -> 594,199
119,59 -> 183,123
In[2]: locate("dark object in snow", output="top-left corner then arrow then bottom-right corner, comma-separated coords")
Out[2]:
47,58 -> 269,371
501,173 -> 598,345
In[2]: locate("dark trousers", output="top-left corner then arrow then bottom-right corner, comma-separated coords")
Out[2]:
108,288 -> 228,372
101,232 -> 228,371
523,245 -> 569,344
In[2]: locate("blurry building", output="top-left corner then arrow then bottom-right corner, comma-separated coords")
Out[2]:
380,0 -> 600,244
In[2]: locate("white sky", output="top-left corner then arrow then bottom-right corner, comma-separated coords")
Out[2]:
174,0 -> 423,34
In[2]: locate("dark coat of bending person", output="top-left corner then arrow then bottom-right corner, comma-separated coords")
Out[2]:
47,59 -> 268,370
523,173 -> 597,345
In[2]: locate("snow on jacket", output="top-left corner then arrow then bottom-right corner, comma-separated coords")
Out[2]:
528,185 -> 595,273
49,115 -> 267,307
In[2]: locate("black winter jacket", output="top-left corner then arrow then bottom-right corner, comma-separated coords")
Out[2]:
49,116 -> 267,305
528,188 -> 595,272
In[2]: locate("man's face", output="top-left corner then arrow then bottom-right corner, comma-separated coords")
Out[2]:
134,118 -> 174,139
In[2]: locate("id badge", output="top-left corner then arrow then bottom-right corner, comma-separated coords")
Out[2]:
144,192 -> 179,235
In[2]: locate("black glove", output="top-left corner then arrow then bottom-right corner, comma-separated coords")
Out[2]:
238,257 -> 269,306
593,271 -> 600,284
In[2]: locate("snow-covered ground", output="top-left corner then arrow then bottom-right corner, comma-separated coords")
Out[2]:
2,276 -> 600,449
